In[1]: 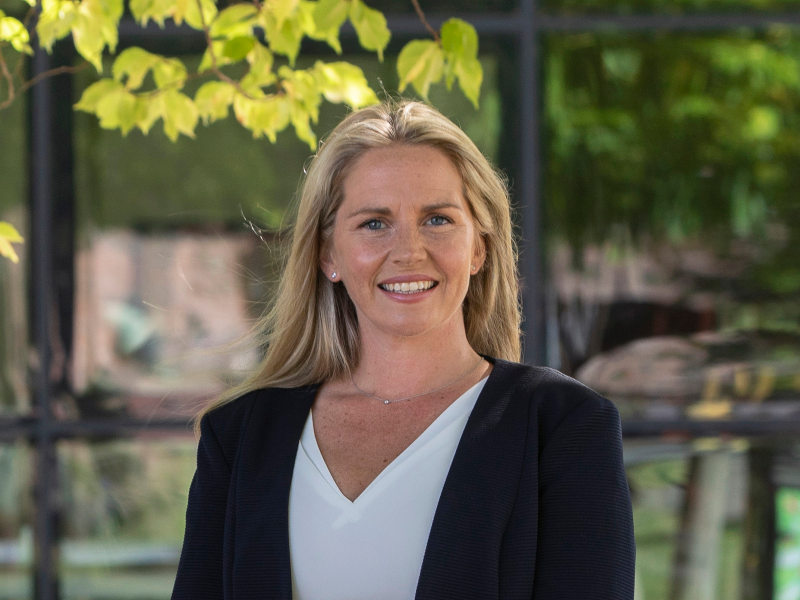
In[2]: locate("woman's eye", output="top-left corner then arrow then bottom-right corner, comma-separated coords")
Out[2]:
428,215 -> 450,226
363,219 -> 384,230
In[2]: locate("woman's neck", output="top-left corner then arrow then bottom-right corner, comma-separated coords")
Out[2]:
351,320 -> 481,399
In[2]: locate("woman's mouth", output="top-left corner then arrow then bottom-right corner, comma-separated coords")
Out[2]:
378,281 -> 438,294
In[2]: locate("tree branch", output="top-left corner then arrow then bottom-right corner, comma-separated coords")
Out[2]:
411,0 -> 439,43
0,46 -> 16,110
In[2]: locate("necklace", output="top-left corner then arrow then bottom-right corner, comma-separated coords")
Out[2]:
349,355 -> 484,405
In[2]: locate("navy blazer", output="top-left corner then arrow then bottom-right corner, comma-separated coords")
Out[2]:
172,357 -> 635,600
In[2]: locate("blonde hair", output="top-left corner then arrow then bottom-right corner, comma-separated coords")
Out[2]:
195,99 -> 520,432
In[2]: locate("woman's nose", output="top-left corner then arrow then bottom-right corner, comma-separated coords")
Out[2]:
392,224 -> 426,265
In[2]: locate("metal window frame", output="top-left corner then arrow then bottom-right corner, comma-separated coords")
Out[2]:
13,2 -> 800,597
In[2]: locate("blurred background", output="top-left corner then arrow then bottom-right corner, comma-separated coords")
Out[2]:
2,0 -> 800,598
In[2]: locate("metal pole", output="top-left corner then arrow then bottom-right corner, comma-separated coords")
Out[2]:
29,45 -> 58,600
519,0 -> 544,365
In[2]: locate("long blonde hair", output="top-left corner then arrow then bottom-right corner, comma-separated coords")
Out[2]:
195,99 -> 520,432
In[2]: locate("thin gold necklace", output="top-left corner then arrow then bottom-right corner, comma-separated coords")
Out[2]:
349,356 -> 484,405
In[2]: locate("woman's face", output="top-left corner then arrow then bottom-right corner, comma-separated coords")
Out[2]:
322,144 -> 485,342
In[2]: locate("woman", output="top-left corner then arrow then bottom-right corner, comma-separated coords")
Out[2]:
172,100 -> 635,600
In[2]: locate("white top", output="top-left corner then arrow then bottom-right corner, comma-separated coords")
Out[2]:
288,376 -> 489,600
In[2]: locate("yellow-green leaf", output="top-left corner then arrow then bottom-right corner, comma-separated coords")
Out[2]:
455,55 -> 482,109
0,13 -> 33,55
279,65 -> 321,122
152,57 -> 187,89
195,80 -> 236,124
240,42 -> 276,91
313,0 -> 347,31
348,0 -> 389,61
75,78 -> 125,112
299,1 -> 341,54
440,18 -> 478,59
36,0 -> 77,52
198,41 -> 231,72
161,89 -> 198,140
314,61 -> 378,108
94,85 -> 141,134
136,94 -> 163,133
129,0 -> 174,26
290,103 -> 316,149
113,47 -> 159,90
174,0 -> 217,30
261,8 -> 304,65
233,93 -> 290,141
0,222 -> 24,244
397,39 -> 443,100
210,4 -> 258,38
267,0 -> 299,29
223,36 -> 255,61
0,237 -> 20,263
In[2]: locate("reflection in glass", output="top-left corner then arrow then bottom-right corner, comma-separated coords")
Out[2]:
0,442 -> 33,600
58,436 -> 197,599
0,68 -> 30,417
544,30 -> 800,423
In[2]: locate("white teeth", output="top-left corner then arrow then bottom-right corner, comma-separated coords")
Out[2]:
379,280 -> 436,293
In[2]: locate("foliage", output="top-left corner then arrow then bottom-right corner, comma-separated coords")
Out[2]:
0,221 -> 22,263
0,0 -> 483,149
544,29 -> 800,296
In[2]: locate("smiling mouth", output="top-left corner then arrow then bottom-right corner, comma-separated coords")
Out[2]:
378,281 -> 438,294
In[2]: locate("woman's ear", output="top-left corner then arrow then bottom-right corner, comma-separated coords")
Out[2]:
320,249 -> 338,282
471,233 -> 487,273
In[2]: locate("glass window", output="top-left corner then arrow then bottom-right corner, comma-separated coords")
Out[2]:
0,442 -> 34,600
542,0 -> 800,16
69,53 -> 501,420
0,59 -> 30,417
57,436 -> 197,600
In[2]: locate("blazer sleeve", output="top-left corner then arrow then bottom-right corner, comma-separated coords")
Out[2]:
172,413 -> 232,599
532,391 -> 635,600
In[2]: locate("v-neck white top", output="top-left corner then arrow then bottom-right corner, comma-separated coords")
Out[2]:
288,376 -> 489,600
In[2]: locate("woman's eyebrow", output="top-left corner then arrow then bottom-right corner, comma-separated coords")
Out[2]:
346,206 -> 392,218
422,202 -> 463,212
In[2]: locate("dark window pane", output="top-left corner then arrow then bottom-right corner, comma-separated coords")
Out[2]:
0,59 -> 30,417
58,436 -> 196,599
0,442 -> 34,599
542,0 -> 800,15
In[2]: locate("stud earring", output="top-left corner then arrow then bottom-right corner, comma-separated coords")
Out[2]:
331,272 -> 337,279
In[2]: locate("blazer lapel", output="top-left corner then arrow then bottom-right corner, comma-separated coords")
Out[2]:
415,359 -> 540,600
231,385 -> 317,600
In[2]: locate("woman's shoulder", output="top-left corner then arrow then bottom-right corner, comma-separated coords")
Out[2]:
491,358 -> 620,437
201,385 -> 316,450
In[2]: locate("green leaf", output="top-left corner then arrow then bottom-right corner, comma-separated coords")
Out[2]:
313,0 -> 347,31
94,85 -> 141,134
348,0 -> 389,61
0,13 -> 33,55
0,220 -> 23,262
195,81 -> 236,124
299,1 -> 341,54
198,41 -> 231,73
223,36 -> 255,61
261,8 -> 304,65
161,89 -> 198,141
0,222 -> 24,244
440,18 -> 482,108
36,0 -> 77,52
314,61 -> 378,108
174,0 -> 218,30
113,47 -> 159,90
136,94 -> 163,133
240,42 -> 276,91
129,0 -> 174,26
290,103 -> 316,149
279,64 -> 321,122
267,0 -> 299,29
152,57 -> 187,89
75,78 -> 125,112
210,4 -> 258,38
454,55 -> 482,109
233,93 -> 290,141
397,39 -> 443,100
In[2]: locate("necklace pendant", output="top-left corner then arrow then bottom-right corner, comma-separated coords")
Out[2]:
384,400 -> 390,405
